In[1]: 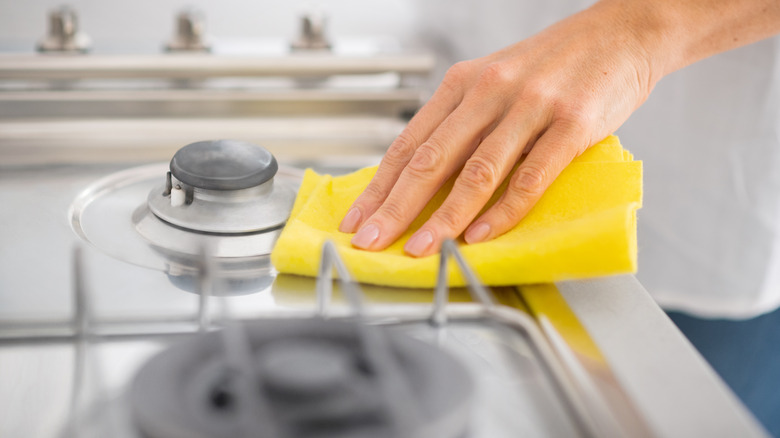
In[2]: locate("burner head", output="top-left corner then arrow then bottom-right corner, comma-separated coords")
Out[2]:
170,140 -> 278,191
145,140 -> 296,235
129,319 -> 474,438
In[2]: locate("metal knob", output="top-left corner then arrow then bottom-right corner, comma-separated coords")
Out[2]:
165,9 -> 210,52
37,5 -> 91,53
291,13 -> 332,51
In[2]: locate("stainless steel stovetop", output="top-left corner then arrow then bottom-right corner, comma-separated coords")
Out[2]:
0,24 -> 769,437
0,140 -> 640,438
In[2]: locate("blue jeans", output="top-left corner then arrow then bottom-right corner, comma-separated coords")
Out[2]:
668,308 -> 780,437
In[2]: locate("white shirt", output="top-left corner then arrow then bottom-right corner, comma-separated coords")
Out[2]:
416,0 -> 780,318
622,38 -> 780,318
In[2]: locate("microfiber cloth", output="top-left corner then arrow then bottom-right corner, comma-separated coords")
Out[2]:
271,135 -> 642,288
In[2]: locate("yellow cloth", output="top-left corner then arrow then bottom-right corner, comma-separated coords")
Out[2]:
271,135 -> 642,288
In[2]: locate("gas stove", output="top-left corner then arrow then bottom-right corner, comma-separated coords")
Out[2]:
0,137 -> 641,438
0,20 -> 769,437
57,139 -> 640,438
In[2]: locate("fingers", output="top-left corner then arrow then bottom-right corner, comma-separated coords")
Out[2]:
350,97 -> 502,251
464,125 -> 586,244
402,111 -> 538,257
338,65 -> 471,233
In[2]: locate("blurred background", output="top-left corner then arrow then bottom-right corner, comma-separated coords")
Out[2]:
0,1 -> 419,52
0,1 -> 442,172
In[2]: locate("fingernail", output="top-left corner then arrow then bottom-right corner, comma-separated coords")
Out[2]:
352,224 -> 380,249
339,207 -> 362,233
465,222 -> 490,244
405,230 -> 434,257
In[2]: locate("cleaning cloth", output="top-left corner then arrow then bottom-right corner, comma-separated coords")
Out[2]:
271,135 -> 642,288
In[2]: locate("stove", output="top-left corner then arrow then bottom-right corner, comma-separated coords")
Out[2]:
0,14 -> 769,437
55,139 -> 629,437
0,136 -> 635,438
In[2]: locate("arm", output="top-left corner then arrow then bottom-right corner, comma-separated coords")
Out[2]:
339,0 -> 780,257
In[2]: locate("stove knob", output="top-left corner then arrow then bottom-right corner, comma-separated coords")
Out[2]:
169,140 -> 279,191
37,5 -> 91,53
165,8 -> 210,52
291,12 -> 332,51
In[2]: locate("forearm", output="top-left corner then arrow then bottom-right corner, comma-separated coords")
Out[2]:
591,0 -> 780,79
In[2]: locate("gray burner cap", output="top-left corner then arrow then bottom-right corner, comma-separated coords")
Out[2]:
170,140 -> 278,191
260,340 -> 352,399
146,140 -> 295,234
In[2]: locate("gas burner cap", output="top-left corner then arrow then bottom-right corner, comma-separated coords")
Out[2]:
129,319 -> 474,438
171,140 -> 277,191
147,140 -> 295,234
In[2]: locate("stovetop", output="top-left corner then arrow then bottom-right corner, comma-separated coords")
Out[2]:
0,146 -> 639,438
0,28 -> 770,436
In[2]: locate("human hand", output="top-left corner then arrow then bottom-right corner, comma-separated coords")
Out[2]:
338,0 -> 780,257
339,2 -> 666,257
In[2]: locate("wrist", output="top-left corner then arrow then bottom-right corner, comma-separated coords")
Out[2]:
591,0 -> 780,79
586,0 -> 681,87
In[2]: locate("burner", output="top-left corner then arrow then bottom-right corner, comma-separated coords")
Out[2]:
147,140 -> 295,235
129,319 -> 474,438
69,140 -> 301,293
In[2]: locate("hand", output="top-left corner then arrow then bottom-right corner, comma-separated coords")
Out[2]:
338,0 -> 780,257
339,2 -> 657,257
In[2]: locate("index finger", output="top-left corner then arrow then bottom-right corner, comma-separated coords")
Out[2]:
464,125 -> 587,243
338,66 -> 469,233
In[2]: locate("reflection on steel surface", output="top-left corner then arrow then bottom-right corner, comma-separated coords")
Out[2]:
0,53 -> 435,80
